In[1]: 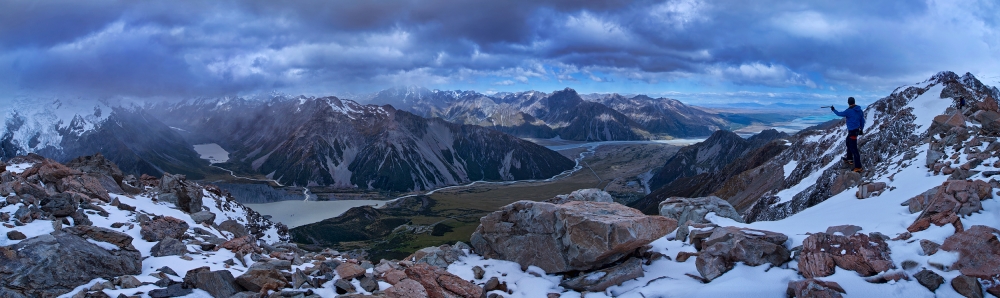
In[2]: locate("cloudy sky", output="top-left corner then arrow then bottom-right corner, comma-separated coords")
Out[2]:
1,0 -> 998,105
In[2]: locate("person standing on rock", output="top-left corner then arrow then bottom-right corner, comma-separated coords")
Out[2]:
831,97 -> 865,172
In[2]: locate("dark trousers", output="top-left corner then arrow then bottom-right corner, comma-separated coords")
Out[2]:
846,129 -> 861,169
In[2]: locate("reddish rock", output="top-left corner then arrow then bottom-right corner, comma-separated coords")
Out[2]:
933,113 -> 967,129
676,251 -> 698,263
385,279 -> 429,298
786,279 -> 846,298
404,263 -> 483,298
336,262 -> 366,280
799,232 -> 894,278
907,180 -> 990,233
139,216 -> 189,242
219,235 -> 260,255
235,269 -> 288,292
470,200 -> 676,273
383,269 -> 407,285
940,225 -> 1000,280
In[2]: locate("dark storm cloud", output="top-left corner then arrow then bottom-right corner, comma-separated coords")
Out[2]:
0,0 -> 997,99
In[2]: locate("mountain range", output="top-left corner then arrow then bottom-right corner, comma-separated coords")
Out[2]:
365,87 -> 735,140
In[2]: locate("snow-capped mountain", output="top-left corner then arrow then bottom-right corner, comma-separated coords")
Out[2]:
150,96 -> 575,191
1,99 -> 210,179
365,87 -> 733,141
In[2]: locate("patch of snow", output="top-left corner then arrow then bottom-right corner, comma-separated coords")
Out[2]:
774,160 -> 834,204
6,162 -> 34,174
908,84 -> 951,130
741,230 -> 766,236
86,239 -> 120,251
782,159 -> 798,179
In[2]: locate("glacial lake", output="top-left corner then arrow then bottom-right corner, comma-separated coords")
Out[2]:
244,200 -> 388,228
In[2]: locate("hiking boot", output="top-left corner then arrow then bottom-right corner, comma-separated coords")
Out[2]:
853,168 -> 863,173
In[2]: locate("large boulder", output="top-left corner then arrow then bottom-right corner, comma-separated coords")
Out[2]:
157,173 -> 203,214
140,216 -> 189,242
799,231 -> 894,278
940,225 -> 1000,280
470,201 -> 676,273
658,196 -> 743,241
150,237 -> 188,257
545,188 -> 614,204
0,227 -> 142,297
40,192 -> 78,217
688,226 -> 790,281
183,267 -> 244,298
65,153 -> 126,195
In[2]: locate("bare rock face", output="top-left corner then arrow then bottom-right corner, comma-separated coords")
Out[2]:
402,263 -> 483,298
658,196 -> 743,241
545,188 -> 614,204
140,216 -> 189,242
799,232 -> 894,278
688,226 -> 790,281
0,228 -> 142,297
470,200 -> 676,273
560,257 -> 643,292
940,225 -> 1000,280
907,180 -> 991,233
786,279 -> 846,298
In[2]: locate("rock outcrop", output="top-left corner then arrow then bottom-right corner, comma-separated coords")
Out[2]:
798,231 -> 894,278
907,180 -> 991,233
0,227 -> 142,297
687,225 -> 790,281
658,196 -> 743,241
471,200 -> 676,273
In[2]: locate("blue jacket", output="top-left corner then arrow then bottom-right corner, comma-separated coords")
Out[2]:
833,105 -> 865,131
